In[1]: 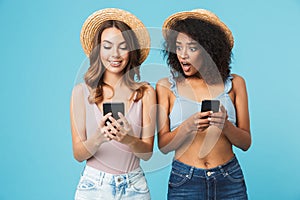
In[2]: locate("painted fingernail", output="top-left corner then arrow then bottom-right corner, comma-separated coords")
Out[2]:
208,117 -> 211,121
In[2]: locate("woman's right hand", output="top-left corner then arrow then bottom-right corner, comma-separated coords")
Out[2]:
95,112 -> 112,145
184,111 -> 212,132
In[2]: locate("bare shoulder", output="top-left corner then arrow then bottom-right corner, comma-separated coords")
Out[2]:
231,74 -> 248,98
231,74 -> 247,89
72,83 -> 84,97
143,84 -> 156,97
156,77 -> 171,88
156,77 -> 173,101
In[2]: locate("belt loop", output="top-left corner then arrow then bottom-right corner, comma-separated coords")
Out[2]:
218,165 -> 226,176
99,171 -> 105,186
126,173 -> 130,186
188,167 -> 194,179
81,165 -> 86,176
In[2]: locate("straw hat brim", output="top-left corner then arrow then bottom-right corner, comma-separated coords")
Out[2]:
80,8 -> 150,64
162,9 -> 234,49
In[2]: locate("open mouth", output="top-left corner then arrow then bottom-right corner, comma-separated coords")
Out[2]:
181,61 -> 192,72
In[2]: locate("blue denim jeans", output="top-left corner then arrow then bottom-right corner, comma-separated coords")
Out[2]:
168,155 -> 248,200
75,165 -> 150,200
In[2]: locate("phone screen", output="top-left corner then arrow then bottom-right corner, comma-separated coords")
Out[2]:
201,100 -> 220,113
103,102 -> 125,124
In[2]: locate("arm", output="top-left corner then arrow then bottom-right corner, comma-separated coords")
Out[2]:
128,85 -> 156,160
210,75 -> 251,151
106,85 -> 156,161
156,79 -> 211,154
70,84 -> 111,162
223,75 -> 251,151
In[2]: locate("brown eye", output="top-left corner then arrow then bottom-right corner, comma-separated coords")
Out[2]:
176,46 -> 182,51
189,47 -> 198,52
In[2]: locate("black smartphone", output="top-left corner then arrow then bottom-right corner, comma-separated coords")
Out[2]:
201,100 -> 220,113
103,102 -> 125,125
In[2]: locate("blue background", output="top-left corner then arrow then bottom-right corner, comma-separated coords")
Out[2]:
1,0 -> 300,199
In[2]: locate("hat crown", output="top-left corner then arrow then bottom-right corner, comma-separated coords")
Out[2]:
80,8 -> 150,63
162,9 -> 234,49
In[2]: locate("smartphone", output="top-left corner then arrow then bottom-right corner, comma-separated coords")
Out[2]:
201,100 -> 220,113
103,102 -> 125,125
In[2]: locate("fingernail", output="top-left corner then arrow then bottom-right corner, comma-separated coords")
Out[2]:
208,117 -> 211,121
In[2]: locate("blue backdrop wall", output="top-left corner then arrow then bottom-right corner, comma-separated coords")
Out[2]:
1,0 -> 300,199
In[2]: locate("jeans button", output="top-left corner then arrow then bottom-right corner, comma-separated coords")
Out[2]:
207,171 -> 212,176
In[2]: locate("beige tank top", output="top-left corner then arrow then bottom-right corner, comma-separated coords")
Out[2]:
81,83 -> 142,174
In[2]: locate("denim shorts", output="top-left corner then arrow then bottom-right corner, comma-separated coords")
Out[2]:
74,165 -> 150,200
168,155 -> 248,200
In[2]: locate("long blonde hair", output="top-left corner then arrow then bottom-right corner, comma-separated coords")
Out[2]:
84,20 -> 148,104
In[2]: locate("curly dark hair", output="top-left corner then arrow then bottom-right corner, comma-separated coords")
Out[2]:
163,18 -> 232,84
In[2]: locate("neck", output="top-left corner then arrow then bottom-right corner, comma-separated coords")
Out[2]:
103,71 -> 124,87
185,77 -> 206,88
185,76 -> 224,98
185,75 -> 204,82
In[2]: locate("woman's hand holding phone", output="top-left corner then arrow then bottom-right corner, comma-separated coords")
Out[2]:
96,112 -> 113,144
209,105 -> 228,130
200,100 -> 228,130
182,111 -> 212,133
105,112 -> 135,145
183,100 -> 226,133
102,102 -> 134,144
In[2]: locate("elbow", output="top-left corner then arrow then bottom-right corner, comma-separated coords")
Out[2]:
241,138 -> 252,152
141,152 -> 153,161
158,143 -> 171,155
73,152 -> 85,163
137,152 -> 153,161
241,146 -> 250,152
160,148 -> 170,155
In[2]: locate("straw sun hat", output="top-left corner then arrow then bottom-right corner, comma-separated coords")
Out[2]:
80,8 -> 150,63
162,9 -> 234,49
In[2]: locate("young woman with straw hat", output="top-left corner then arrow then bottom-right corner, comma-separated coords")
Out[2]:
157,9 -> 251,199
70,8 -> 155,200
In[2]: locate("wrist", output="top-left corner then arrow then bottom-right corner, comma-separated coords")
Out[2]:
179,121 -> 190,133
93,129 -> 105,146
223,120 -> 231,136
181,120 -> 192,133
127,135 -> 138,148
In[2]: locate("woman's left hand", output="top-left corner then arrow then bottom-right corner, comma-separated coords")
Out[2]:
209,105 -> 228,130
105,112 -> 135,145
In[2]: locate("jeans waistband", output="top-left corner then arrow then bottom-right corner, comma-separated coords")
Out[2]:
82,165 -> 144,186
172,155 -> 240,178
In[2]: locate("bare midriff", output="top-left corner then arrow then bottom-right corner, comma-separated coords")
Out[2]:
175,129 -> 234,169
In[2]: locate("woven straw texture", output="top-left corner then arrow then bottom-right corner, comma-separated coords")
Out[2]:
80,8 -> 150,63
163,9 -> 234,49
